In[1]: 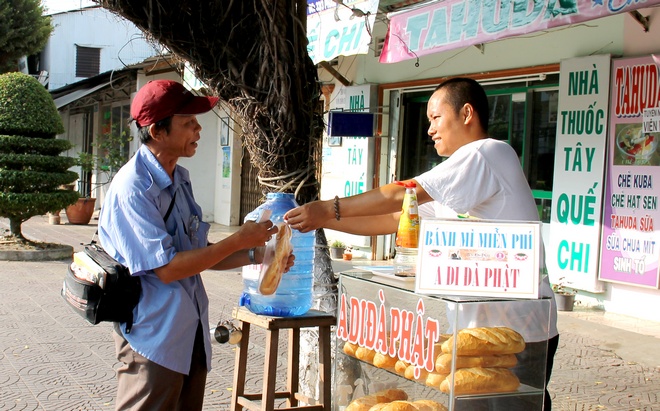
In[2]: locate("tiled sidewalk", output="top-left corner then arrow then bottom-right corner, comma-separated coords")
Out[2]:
1,215 -> 659,410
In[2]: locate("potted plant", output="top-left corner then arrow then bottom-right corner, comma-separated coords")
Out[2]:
552,277 -> 577,311
329,239 -> 346,259
64,152 -> 97,225
343,246 -> 353,261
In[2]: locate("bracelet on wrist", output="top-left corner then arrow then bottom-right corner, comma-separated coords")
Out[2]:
334,195 -> 341,221
248,247 -> 257,264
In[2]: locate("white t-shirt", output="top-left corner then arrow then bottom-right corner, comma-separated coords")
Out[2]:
415,138 -> 559,340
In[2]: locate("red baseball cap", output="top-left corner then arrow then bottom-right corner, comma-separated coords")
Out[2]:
131,80 -> 219,127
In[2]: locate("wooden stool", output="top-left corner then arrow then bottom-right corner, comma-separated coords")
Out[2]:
231,307 -> 336,411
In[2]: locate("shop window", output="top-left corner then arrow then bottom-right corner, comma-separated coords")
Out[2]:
486,93 -> 526,163
488,95 -> 511,142
397,92 -> 442,180
528,90 -> 558,192
510,93 -> 526,164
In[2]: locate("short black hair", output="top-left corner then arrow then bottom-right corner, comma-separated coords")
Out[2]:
136,116 -> 172,144
435,78 -> 489,133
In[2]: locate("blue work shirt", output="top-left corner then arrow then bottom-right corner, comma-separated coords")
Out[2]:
98,145 -> 212,375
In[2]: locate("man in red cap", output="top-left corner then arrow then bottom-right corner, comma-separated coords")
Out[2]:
98,80 -> 292,410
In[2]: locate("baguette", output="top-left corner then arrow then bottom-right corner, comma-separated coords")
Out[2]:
404,364 -> 428,381
424,372 -> 448,388
355,346 -> 376,363
377,401 -> 418,411
435,353 -> 517,374
343,341 -> 358,357
373,388 -> 408,402
412,399 -> 448,411
441,327 -> 525,356
373,352 -> 398,370
439,367 -> 520,395
394,359 -> 409,376
346,396 -> 381,411
432,342 -> 445,359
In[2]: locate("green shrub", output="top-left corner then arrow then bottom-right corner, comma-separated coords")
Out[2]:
0,134 -> 73,155
0,72 -> 64,136
330,239 -> 346,248
0,72 -> 78,239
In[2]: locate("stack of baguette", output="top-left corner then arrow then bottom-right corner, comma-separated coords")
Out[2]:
436,326 -> 525,395
345,389 -> 447,411
343,341 -> 397,369
393,357 -> 449,391
343,336 -> 450,378
342,340 -> 450,392
341,326 -> 525,396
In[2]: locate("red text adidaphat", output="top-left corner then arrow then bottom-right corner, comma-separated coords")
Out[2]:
131,80 -> 219,127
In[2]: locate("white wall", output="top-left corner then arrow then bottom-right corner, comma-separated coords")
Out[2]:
605,284 -> 660,322
44,7 -> 156,90
213,106 -> 242,226
623,7 -> 660,57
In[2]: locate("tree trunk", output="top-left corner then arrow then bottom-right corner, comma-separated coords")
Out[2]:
8,217 -> 24,240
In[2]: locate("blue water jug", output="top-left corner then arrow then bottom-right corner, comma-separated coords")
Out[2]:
239,193 -> 315,316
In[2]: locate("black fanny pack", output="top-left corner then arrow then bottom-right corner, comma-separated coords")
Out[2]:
62,244 -> 141,333
61,192 -> 177,333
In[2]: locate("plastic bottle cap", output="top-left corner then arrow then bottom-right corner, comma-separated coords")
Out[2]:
394,180 -> 417,188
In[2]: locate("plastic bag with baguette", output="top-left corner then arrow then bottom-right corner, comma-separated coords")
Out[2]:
257,223 -> 292,295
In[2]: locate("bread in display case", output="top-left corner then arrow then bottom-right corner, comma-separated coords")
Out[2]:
334,271 -> 551,411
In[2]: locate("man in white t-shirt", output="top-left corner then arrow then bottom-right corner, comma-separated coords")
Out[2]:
286,77 -> 559,410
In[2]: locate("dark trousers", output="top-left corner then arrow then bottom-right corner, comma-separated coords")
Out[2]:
113,323 -> 208,411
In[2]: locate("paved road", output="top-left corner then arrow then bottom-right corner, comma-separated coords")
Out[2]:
1,215 -> 659,410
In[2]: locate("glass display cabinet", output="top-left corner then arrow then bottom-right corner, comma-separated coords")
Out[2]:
334,271 -> 551,411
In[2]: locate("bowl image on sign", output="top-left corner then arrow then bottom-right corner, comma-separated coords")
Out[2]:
616,123 -> 658,165
514,253 -> 528,261
428,249 -> 442,257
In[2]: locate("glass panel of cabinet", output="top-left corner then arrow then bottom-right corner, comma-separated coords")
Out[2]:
335,271 -> 551,411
